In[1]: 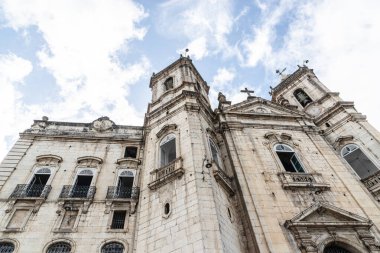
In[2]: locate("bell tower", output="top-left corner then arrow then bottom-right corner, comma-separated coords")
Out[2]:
135,56 -> 249,252
271,65 -> 380,180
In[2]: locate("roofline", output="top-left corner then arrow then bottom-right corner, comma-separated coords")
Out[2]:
149,56 -> 208,90
271,66 -> 314,98
31,119 -> 144,130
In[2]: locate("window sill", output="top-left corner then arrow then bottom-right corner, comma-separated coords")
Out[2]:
278,172 -> 330,190
107,228 -> 128,233
148,157 -> 184,190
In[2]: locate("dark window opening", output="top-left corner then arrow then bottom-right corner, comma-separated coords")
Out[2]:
111,210 -> 127,229
0,242 -> 15,253
164,77 -> 173,91
47,242 -> 71,253
72,175 -> 92,198
324,244 -> 352,253
164,203 -> 170,215
27,173 -> 50,197
160,136 -> 176,167
275,144 -> 305,173
227,208 -> 232,219
101,242 -> 124,253
124,146 -> 137,159
294,89 -> 313,107
342,144 -> 379,179
116,176 -> 134,198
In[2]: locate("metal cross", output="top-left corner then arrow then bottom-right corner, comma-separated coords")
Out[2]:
240,87 -> 255,97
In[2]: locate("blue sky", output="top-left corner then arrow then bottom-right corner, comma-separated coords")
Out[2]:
1,0 -> 380,160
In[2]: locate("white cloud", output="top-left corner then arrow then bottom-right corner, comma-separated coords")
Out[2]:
0,0 -> 151,160
0,54 -> 33,160
271,0 -> 380,129
241,0 -> 380,129
159,0 -> 235,60
241,0 -> 294,68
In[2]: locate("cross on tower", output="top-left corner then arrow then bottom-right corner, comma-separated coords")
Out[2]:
240,87 -> 255,98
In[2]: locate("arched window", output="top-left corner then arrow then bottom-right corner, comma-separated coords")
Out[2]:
164,77 -> 173,91
341,144 -> 379,179
72,169 -> 94,198
209,139 -> 222,168
101,242 -> 124,253
0,242 -> 15,253
160,134 -> 176,167
294,89 -> 312,107
27,167 -> 51,197
47,242 -> 71,253
275,144 -> 305,173
116,170 -> 134,198
324,244 -> 352,253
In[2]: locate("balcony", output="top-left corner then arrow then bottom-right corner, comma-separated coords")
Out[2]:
361,171 -> 380,201
212,164 -> 235,196
106,186 -> 140,200
148,157 -> 184,190
59,185 -> 96,200
9,184 -> 52,199
278,172 -> 330,190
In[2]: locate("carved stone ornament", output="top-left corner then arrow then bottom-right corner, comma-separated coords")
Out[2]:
285,202 -> 380,253
156,124 -> 177,138
91,116 -> 115,132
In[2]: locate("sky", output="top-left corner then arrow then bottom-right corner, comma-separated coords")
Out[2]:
0,0 -> 380,161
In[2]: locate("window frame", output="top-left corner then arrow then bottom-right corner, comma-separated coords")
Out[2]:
44,239 -> 74,253
99,240 -> 126,253
341,143 -> 379,179
163,76 -> 174,91
0,239 -> 18,253
208,138 -> 223,169
293,88 -> 313,108
274,143 -> 306,173
159,133 -> 177,168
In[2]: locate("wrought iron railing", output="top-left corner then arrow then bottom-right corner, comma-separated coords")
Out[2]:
106,186 -> 140,200
59,185 -> 96,199
9,184 -> 52,199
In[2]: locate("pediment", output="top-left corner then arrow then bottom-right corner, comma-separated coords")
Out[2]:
224,98 -> 305,118
285,202 -> 372,228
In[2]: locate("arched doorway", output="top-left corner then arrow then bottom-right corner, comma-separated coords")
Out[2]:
324,244 -> 352,253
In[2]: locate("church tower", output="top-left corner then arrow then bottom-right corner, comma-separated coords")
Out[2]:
134,56 -> 249,252
271,65 -> 380,195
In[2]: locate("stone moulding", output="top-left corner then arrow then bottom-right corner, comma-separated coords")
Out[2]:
212,163 -> 235,196
148,157 -> 184,190
285,202 -> 379,253
36,154 -> 63,164
77,156 -> 103,165
278,172 -> 330,190
116,158 -> 140,168
156,124 -> 177,139
362,170 -> 380,201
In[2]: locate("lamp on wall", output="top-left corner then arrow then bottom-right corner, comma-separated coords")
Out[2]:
205,159 -> 212,168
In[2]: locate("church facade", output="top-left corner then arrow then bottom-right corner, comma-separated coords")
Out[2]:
0,57 -> 380,253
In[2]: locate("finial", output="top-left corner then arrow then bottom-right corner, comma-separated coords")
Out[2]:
276,68 -> 287,76
240,87 -> 255,98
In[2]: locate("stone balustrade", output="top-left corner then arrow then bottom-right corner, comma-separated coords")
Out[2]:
278,172 -> 330,190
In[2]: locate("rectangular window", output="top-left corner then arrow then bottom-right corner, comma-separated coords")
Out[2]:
111,210 -> 127,229
124,147 -> 138,158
